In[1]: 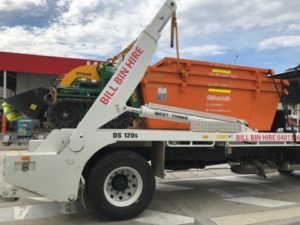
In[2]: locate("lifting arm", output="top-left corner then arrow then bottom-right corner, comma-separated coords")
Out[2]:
69,0 -> 177,149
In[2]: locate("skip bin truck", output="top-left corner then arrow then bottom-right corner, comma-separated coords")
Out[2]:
1,0 -> 300,221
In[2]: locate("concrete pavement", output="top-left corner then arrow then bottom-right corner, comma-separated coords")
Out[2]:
1,151 -> 300,225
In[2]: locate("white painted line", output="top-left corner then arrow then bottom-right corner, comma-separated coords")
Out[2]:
211,176 -> 270,184
156,183 -> 194,192
226,196 -> 297,208
158,176 -> 207,183
0,203 -> 194,225
208,188 -> 233,198
237,186 -> 265,195
210,206 -> 300,225
0,202 -> 79,223
134,210 -> 195,225
14,205 -> 32,220
158,174 -> 258,183
29,197 -> 54,202
206,164 -> 231,169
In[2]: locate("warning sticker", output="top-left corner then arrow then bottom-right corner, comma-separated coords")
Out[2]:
157,87 -> 167,101
208,88 -> 231,94
212,68 -> 231,74
30,104 -> 37,111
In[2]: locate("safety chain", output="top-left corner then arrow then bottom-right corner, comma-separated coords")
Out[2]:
107,12 -> 184,80
107,39 -> 137,64
170,13 -> 176,48
170,13 -> 186,79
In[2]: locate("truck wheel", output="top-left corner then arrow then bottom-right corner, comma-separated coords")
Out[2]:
47,100 -> 80,128
87,151 -> 155,220
278,169 -> 293,174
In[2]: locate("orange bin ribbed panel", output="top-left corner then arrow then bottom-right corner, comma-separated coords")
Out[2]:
140,57 -> 280,131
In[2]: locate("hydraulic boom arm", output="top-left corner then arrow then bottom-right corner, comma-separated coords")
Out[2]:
1,0 -> 177,204
70,0 -> 177,149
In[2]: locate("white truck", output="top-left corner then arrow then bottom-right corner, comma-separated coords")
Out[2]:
1,0 -> 300,220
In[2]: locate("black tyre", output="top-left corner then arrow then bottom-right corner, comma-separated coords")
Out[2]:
278,169 -> 293,174
47,99 -> 81,128
278,162 -> 294,174
86,151 -> 155,220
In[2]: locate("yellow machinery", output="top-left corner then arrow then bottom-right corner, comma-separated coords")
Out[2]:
59,65 -> 100,86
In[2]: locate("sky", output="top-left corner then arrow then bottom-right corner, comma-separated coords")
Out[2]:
0,0 -> 300,73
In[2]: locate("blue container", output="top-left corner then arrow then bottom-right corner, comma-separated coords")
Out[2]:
17,119 -> 33,137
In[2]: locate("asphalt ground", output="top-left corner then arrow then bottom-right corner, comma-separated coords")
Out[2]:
1,151 -> 300,225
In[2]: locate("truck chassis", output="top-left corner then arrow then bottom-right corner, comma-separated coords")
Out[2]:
2,129 -> 300,219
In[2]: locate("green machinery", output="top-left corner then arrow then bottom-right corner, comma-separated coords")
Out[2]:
4,63 -> 141,128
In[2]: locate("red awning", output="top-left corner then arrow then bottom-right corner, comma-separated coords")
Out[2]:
0,51 -> 102,75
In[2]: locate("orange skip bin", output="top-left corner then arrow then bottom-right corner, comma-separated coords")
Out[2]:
140,57 -> 281,131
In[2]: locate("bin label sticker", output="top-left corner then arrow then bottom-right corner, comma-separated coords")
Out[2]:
157,87 -> 167,101
30,104 -> 37,111
212,68 -> 232,74
208,88 -> 231,94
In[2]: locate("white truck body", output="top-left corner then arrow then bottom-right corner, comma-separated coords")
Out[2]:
1,0 -> 178,202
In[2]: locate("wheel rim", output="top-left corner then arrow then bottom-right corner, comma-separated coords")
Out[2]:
58,108 -> 73,121
104,166 -> 143,207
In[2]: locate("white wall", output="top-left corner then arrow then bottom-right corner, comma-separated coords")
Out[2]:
16,73 -> 57,94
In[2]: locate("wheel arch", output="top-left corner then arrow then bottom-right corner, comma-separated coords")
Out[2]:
81,141 -> 166,181
82,144 -> 149,182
